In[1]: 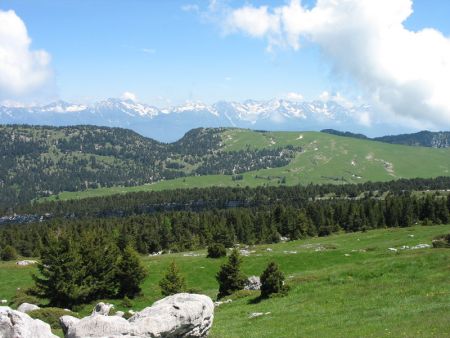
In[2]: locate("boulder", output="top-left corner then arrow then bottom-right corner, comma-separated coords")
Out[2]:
91,302 -> 114,316
129,293 -> 214,337
114,311 -> 125,317
64,293 -> 214,338
65,314 -> 131,338
244,276 -> 261,291
0,306 -> 57,338
17,302 -> 40,313
59,315 -> 80,335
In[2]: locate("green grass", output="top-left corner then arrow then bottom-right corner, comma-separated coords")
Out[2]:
1,224 -> 449,337
41,130 -> 450,202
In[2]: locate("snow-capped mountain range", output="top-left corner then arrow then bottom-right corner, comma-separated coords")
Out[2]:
0,98 -> 373,142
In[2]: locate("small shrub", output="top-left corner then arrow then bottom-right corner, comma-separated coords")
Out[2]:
159,261 -> 186,296
260,261 -> 287,298
9,288 -> 40,308
432,234 -> 450,248
1,245 -> 18,261
207,243 -> 227,258
28,308 -> 79,329
121,296 -> 133,308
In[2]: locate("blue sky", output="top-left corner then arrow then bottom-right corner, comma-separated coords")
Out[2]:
1,0 -> 450,119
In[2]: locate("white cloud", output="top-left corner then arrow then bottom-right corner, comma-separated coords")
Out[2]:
181,4 -> 200,13
285,92 -> 304,101
121,91 -> 137,102
141,48 -> 156,55
220,0 -> 450,128
0,10 -> 52,100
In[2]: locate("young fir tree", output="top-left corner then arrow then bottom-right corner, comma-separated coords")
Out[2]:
159,261 -> 186,296
216,248 -> 246,299
260,261 -> 286,298
116,245 -> 147,298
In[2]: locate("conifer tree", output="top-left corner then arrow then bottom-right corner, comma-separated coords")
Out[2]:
260,261 -> 285,298
116,245 -> 147,298
159,260 -> 186,296
216,248 -> 246,299
1,245 -> 17,261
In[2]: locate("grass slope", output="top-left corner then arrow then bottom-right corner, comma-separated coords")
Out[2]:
1,224 -> 449,337
44,129 -> 450,201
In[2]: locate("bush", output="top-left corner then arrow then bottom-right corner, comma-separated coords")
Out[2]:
121,296 -> 133,308
28,307 -> 79,329
432,234 -> 450,248
207,243 -> 227,258
260,261 -> 287,298
216,248 -> 246,299
9,288 -> 40,308
1,245 -> 18,261
159,261 -> 186,296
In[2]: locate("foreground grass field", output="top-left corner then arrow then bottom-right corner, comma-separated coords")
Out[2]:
1,224 -> 449,337
41,130 -> 450,201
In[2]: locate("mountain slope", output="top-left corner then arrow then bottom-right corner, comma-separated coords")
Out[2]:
35,127 -> 450,202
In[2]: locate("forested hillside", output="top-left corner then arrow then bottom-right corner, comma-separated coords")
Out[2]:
0,125 -> 297,209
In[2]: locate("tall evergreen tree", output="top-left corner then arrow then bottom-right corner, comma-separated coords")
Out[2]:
116,245 -> 147,297
216,248 -> 246,299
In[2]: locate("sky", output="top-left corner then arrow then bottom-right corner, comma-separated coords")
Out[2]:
1,0 -> 450,130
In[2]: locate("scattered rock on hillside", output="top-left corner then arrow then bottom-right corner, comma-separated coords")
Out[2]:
17,302 -> 40,313
248,312 -> 271,319
0,306 -> 58,338
244,276 -> 261,291
1,299 -> 7,304
214,299 -> 232,307
63,293 -> 214,338
16,260 -> 38,266
91,302 -> 114,316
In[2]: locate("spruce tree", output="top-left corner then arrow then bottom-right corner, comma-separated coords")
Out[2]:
116,245 -> 147,298
159,260 -> 186,296
216,248 -> 246,299
260,261 -> 285,298
33,237 -> 87,307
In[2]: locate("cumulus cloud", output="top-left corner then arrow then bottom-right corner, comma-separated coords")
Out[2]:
221,0 -> 450,128
0,10 -> 52,100
121,91 -> 138,101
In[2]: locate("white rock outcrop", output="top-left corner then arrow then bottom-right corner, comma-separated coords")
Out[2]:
17,302 -> 40,313
91,302 -> 114,316
244,276 -> 261,291
0,306 -> 58,338
63,293 -> 214,338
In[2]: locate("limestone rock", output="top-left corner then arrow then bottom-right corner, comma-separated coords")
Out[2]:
244,276 -> 261,291
64,293 -> 214,338
91,302 -> 114,316
17,302 -> 40,313
59,315 -> 80,335
65,314 -> 131,338
0,306 -> 57,338
130,293 -> 214,337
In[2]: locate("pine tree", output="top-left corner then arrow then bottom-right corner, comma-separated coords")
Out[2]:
159,261 -> 186,296
216,248 -> 246,299
116,245 -> 147,298
260,261 -> 286,298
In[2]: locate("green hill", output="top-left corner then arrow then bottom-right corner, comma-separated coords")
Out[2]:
1,125 -> 449,206
1,224 -> 449,337
44,128 -> 450,201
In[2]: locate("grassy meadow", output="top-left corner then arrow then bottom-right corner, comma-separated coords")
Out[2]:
41,130 -> 450,202
1,224 -> 449,337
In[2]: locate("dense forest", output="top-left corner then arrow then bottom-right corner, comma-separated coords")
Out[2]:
1,177 -> 449,258
0,125 -> 297,208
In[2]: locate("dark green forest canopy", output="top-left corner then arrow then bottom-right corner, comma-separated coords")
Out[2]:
1,177 -> 449,258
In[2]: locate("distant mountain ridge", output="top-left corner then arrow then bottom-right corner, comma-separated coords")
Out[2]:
321,129 -> 450,148
0,98 -> 371,142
